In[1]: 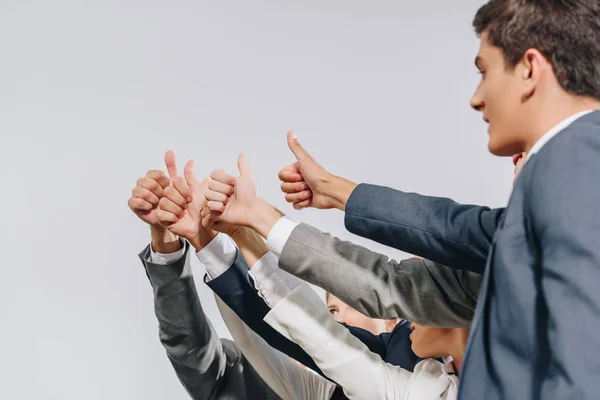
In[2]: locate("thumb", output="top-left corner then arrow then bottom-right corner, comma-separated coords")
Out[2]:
184,160 -> 199,190
237,152 -> 252,177
287,130 -> 312,162
165,150 -> 178,179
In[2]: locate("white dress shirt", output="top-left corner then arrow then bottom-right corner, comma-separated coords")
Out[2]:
148,235 -> 336,400
263,282 -> 459,400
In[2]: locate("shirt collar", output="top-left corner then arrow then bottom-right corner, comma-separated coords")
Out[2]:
525,110 -> 594,163
441,356 -> 456,375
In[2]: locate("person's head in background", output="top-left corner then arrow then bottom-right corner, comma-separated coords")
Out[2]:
326,293 -> 398,335
408,323 -> 469,373
469,0 -> 600,157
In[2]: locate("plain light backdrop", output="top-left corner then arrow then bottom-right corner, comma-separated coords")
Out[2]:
0,0 -> 512,398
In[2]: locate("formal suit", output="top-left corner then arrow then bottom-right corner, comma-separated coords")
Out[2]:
139,242 -> 280,400
331,110 -> 600,399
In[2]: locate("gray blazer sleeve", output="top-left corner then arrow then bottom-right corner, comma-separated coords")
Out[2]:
278,223 -> 481,327
344,184 -> 505,274
139,241 -> 280,400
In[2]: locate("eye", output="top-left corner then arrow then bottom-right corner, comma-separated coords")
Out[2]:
329,308 -> 338,316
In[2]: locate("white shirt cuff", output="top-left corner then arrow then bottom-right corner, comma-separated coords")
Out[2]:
248,251 -> 301,308
150,241 -> 186,265
266,217 -> 300,257
196,233 -> 237,281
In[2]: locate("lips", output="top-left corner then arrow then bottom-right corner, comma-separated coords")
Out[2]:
512,153 -> 523,166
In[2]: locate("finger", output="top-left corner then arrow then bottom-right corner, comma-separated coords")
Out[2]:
201,213 -> 218,230
200,207 -> 212,220
237,152 -> 251,177
132,186 -> 160,205
205,190 -> 229,204
207,201 -> 226,213
165,150 -> 178,179
285,190 -> 312,204
156,209 -> 179,227
158,197 -> 185,218
184,160 -> 199,191
163,186 -> 188,209
210,169 -> 236,186
281,181 -> 308,194
173,176 -> 192,203
287,130 -> 313,162
208,179 -> 234,196
128,197 -> 153,211
293,199 -> 311,210
146,170 -> 170,189
278,168 -> 304,183
137,177 -> 164,198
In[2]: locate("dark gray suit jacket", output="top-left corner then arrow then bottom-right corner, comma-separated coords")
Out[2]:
139,242 -> 281,400
341,110 -> 600,399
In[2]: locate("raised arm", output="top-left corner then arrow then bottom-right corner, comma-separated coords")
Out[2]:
263,282 -> 453,400
215,295 -> 337,400
277,131 -> 501,273
130,152 -> 279,399
278,221 -> 481,325
203,155 -> 481,325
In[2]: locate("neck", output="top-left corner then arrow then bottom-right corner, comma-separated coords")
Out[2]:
447,328 -> 469,375
524,97 -> 600,152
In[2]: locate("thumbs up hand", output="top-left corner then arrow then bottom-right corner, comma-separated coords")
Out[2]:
203,153 -> 259,228
279,130 -> 352,210
157,150 -> 214,246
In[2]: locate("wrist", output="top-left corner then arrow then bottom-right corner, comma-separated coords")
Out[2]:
325,175 -> 357,211
230,227 -> 268,268
188,229 -> 218,252
150,225 -> 182,253
248,198 -> 285,239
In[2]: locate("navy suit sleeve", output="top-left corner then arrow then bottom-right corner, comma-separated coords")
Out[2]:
344,183 -> 504,273
529,131 -> 600,400
206,251 -> 420,379
205,250 -> 326,377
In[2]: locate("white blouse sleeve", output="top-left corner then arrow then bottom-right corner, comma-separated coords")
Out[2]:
215,295 -> 337,400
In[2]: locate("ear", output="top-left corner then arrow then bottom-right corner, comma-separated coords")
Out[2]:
520,48 -> 549,100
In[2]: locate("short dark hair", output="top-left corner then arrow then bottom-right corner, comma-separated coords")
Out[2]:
473,0 -> 600,100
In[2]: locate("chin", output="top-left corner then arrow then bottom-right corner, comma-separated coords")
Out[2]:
488,132 -> 524,157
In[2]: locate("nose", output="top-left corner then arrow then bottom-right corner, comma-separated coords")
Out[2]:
470,85 -> 484,112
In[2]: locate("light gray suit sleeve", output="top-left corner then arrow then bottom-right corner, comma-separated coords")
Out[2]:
278,223 -> 481,327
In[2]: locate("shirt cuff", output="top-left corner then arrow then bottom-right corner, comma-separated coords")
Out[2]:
266,216 -> 300,257
150,241 -> 186,265
196,233 -> 237,281
248,251 -> 301,308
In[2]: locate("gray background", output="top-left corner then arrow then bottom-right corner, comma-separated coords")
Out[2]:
0,0 -> 509,398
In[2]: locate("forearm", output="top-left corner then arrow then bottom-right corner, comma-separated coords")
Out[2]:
344,184 -> 501,273
139,242 -> 228,396
265,283 -> 411,399
247,199 -> 285,239
216,296 -> 336,400
319,174 -> 358,211
150,225 -> 182,253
